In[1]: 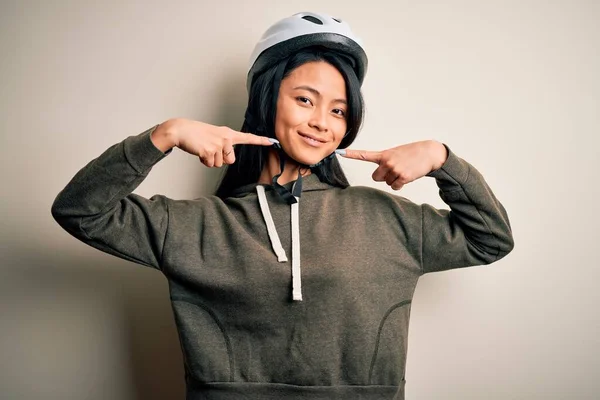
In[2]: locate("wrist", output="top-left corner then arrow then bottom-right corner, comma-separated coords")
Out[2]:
151,119 -> 179,152
428,140 -> 448,171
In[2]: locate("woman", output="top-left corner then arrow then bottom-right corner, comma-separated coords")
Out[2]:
52,12 -> 514,400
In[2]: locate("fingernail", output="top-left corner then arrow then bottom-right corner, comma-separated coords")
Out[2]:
335,149 -> 346,156
268,138 -> 279,144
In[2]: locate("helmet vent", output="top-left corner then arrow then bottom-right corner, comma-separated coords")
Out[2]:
301,15 -> 323,25
332,18 -> 342,23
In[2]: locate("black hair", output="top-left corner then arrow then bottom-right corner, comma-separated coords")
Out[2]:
214,47 -> 365,199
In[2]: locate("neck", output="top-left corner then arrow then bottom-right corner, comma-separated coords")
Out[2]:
258,149 -> 312,185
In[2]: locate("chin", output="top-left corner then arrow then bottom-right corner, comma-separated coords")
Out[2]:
288,150 -> 332,166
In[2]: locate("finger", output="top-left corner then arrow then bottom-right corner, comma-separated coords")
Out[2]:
338,149 -> 382,164
213,149 -> 223,168
232,131 -> 275,146
200,153 -> 215,168
372,165 -> 390,182
391,179 -> 404,191
384,170 -> 398,186
223,145 -> 236,165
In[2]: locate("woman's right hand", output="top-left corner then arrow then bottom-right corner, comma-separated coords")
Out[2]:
152,118 -> 275,167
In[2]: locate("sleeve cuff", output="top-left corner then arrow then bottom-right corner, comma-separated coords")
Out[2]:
426,144 -> 470,186
123,124 -> 172,174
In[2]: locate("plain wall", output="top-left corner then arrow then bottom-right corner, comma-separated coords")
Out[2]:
1,0 -> 598,399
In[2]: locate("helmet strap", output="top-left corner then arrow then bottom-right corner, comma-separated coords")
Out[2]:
270,141 -> 337,205
271,143 -> 302,205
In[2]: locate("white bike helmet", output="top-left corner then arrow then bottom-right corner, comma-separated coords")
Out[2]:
246,11 -> 368,92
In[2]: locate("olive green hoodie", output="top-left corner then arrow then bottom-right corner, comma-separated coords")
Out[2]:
51,124 -> 514,399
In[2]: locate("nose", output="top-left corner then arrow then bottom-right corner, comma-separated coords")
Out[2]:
308,106 -> 328,132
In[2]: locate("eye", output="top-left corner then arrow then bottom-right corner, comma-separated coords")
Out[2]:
332,108 -> 346,117
296,96 -> 313,106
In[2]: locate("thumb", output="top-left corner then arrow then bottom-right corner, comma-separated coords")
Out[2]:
336,148 -> 382,164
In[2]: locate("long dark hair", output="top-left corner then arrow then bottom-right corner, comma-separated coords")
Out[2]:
215,47 -> 365,199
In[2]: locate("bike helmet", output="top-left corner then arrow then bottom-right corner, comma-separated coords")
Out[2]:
247,11 -> 368,92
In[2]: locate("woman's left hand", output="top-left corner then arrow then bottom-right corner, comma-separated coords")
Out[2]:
338,140 -> 448,190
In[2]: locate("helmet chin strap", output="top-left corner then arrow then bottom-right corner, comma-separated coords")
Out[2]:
270,141 -> 336,205
243,109 -> 337,205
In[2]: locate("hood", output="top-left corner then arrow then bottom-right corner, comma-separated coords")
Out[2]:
231,173 -> 334,197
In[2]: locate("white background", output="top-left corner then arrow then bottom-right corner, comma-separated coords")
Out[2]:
1,0 -> 598,399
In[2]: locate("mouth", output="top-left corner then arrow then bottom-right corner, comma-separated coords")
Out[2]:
298,132 -> 327,147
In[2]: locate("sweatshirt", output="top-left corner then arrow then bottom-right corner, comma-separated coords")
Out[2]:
51,124 -> 514,400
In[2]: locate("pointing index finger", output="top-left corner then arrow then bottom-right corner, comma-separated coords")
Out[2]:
337,148 -> 382,164
232,132 -> 276,146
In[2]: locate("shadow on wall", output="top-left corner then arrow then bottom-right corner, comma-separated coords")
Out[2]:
0,71 -> 251,399
1,244 -> 185,400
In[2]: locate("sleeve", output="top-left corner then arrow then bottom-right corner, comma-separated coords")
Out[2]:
420,144 -> 514,274
51,124 -> 172,270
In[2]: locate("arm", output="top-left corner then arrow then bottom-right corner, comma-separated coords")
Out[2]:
51,124 -> 174,270
420,145 -> 514,273
340,141 -> 514,273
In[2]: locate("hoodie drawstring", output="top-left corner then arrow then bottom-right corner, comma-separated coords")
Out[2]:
251,141 -> 337,302
256,185 -> 287,262
290,198 -> 302,301
256,185 -> 303,301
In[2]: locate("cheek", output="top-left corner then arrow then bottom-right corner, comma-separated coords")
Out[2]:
275,101 -> 305,135
332,119 -> 348,144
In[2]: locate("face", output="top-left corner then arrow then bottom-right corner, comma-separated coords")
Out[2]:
274,61 -> 348,166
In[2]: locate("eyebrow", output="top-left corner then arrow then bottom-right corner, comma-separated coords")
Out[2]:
293,85 -> 347,105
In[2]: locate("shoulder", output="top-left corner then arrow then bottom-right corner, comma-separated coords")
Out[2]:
163,194 -> 229,212
342,184 -> 413,203
336,185 -> 422,215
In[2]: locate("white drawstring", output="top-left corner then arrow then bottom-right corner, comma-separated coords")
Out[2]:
290,197 -> 302,301
256,186 -> 303,301
256,185 -> 287,262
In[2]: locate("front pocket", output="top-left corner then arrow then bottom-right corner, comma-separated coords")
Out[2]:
369,300 -> 412,385
171,299 -> 233,382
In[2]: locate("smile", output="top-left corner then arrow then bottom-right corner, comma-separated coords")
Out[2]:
298,132 -> 326,147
